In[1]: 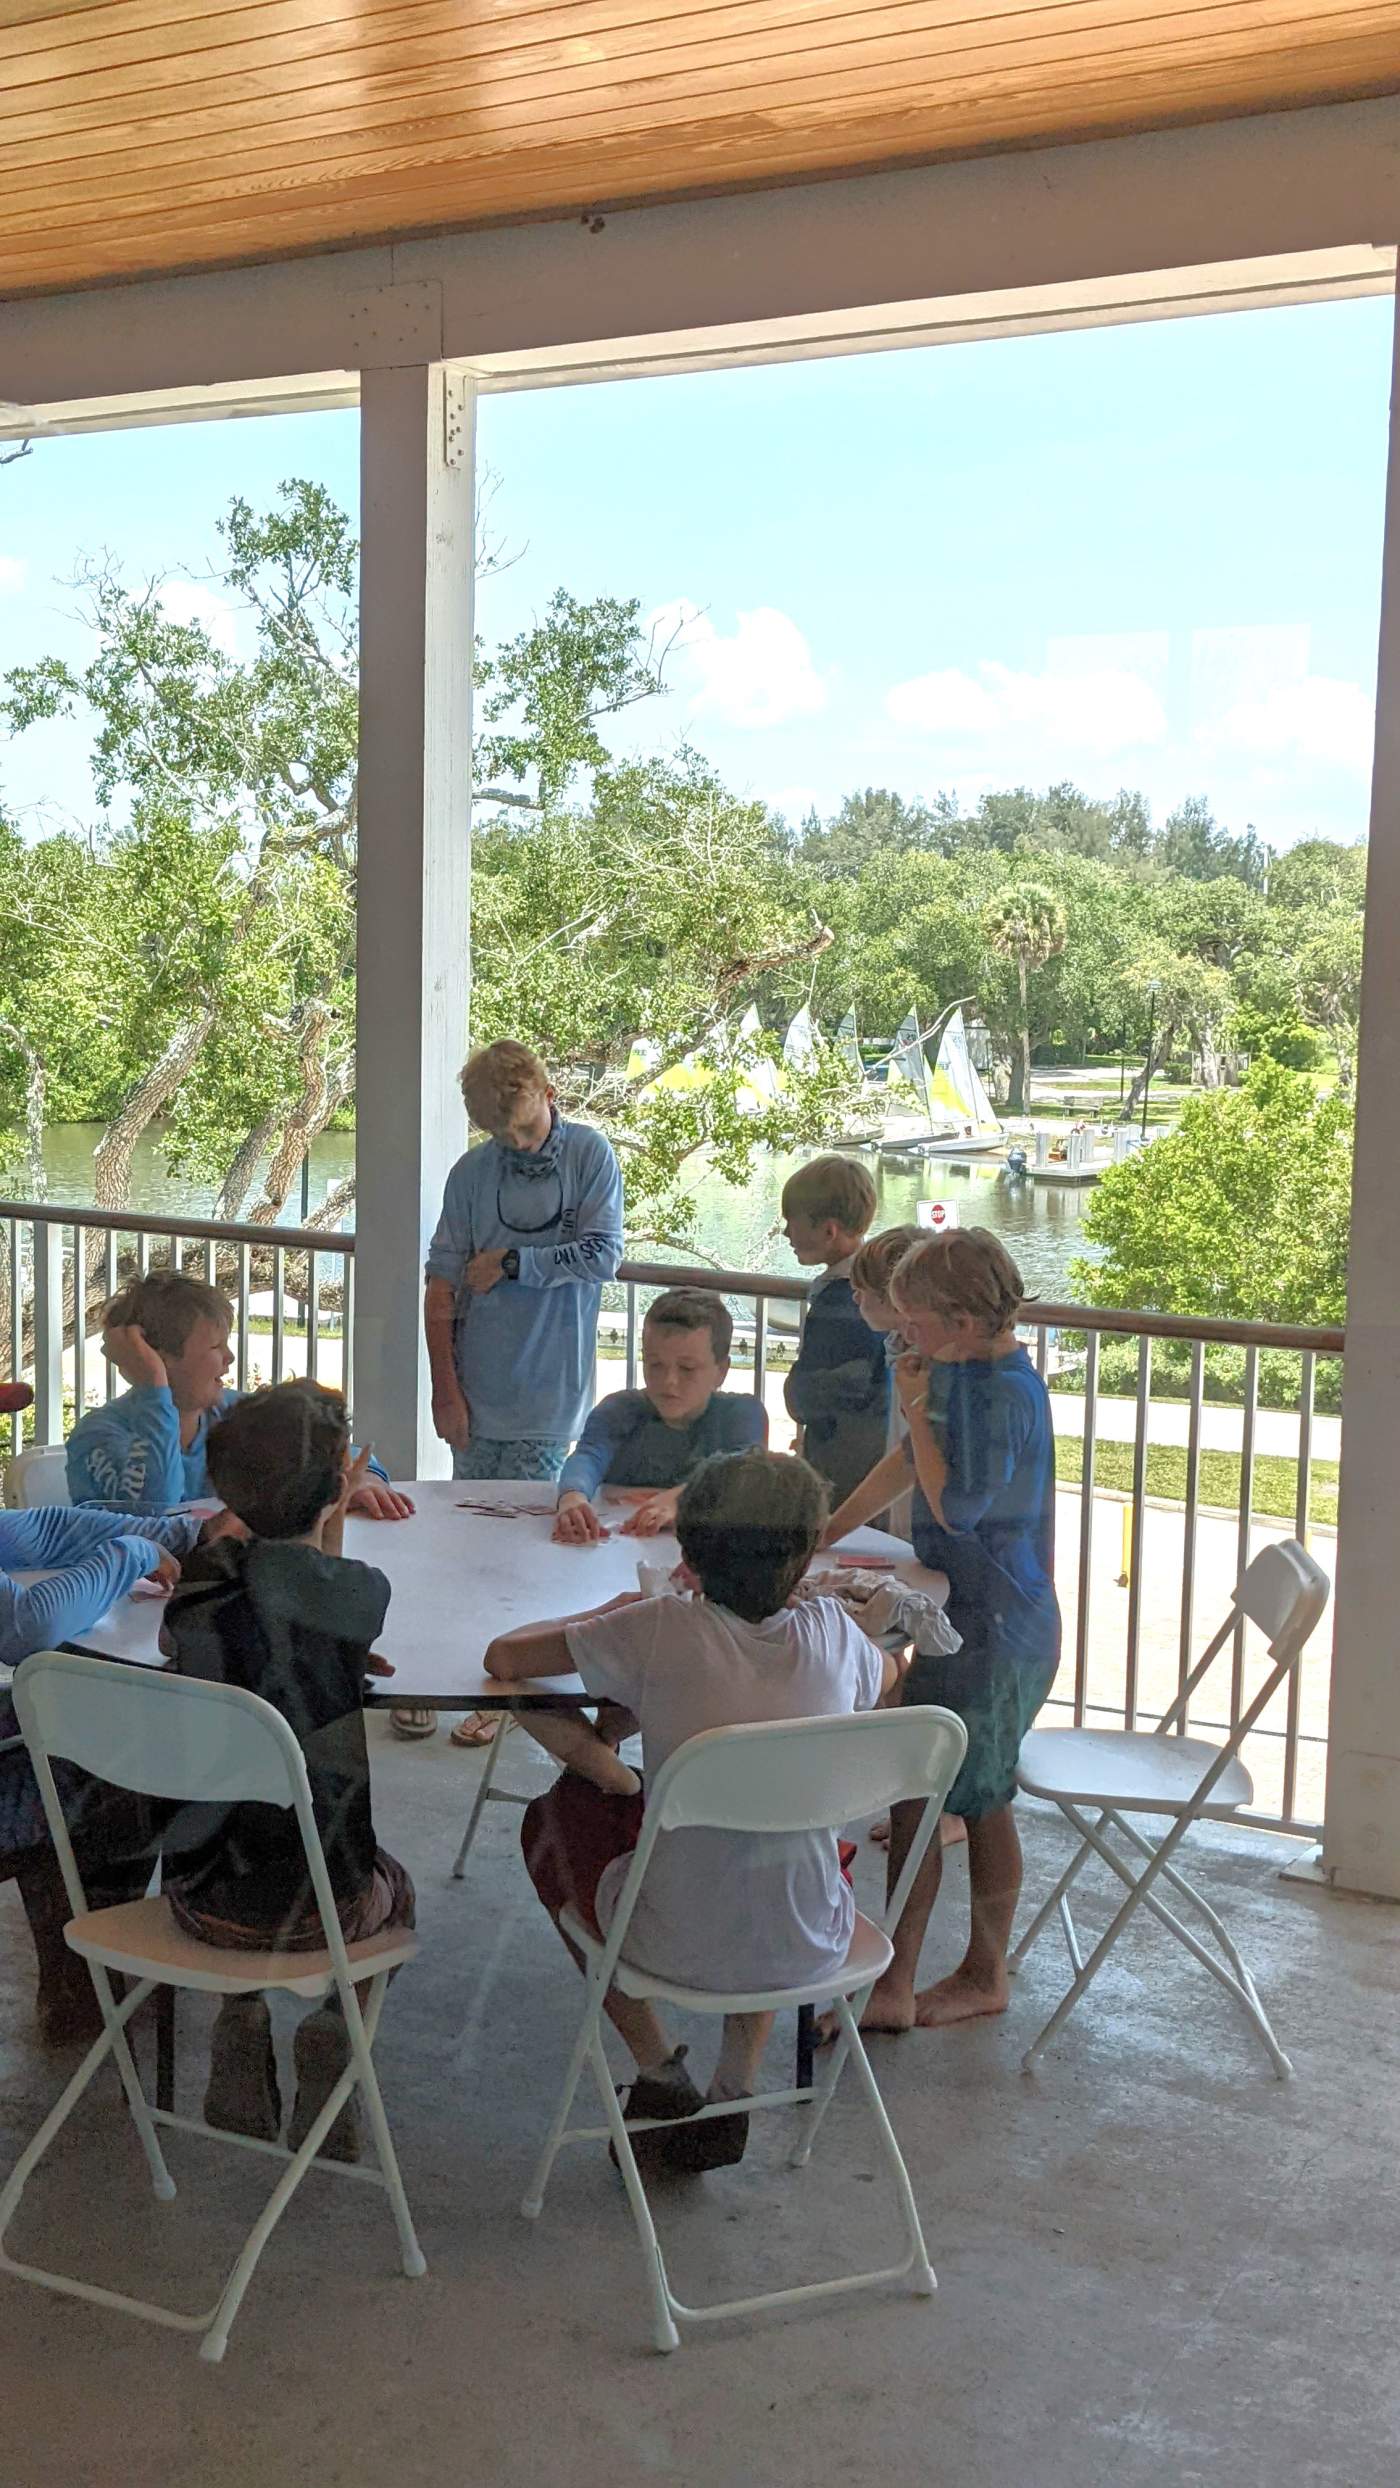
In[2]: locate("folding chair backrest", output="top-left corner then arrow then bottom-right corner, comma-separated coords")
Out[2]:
1234,1538 -> 1331,1655
7,1445 -> 71,1509
13,1650 -> 303,1810
647,1706 -> 968,1836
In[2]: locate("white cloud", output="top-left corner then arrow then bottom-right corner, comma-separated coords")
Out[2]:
155,579 -> 242,657
885,658 -> 1167,753
0,555 -> 26,593
1209,674 -> 1374,775
652,598 -> 827,728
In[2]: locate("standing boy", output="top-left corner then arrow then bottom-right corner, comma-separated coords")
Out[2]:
824,1229 -> 1059,2033
411,1040 -> 624,1742
781,1155 -> 889,1509
554,1287 -> 766,1544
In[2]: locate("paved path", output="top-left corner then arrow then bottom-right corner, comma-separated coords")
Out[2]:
1049,1391 -> 1340,1461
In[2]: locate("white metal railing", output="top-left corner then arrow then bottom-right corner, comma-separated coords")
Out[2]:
0,1200 -> 1343,1837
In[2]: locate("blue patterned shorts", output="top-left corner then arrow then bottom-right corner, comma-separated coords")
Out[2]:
902,1644 -> 1059,1823
452,1439 -> 569,1483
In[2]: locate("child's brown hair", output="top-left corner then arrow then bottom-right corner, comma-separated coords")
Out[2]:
890,1228 -> 1026,1337
850,1223 -> 925,1300
645,1287 -> 733,1363
780,1154 -> 878,1237
205,1381 -> 350,1541
103,1267 -> 233,1359
677,1449 -> 827,1622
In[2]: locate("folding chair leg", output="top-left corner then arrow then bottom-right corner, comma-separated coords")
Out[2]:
593,2034 -> 680,2354
1010,1818 -> 1101,1971
1022,1805 -> 1293,2079
199,1975 -> 424,2365
1099,1811 -> 1292,2077
95,1971 -> 177,2200
789,1977 -> 874,2168
521,1979 -> 604,2220
830,1996 -> 935,2296
451,1717 -> 512,1879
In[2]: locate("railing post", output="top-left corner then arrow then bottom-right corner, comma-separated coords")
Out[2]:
32,1217 -> 64,1445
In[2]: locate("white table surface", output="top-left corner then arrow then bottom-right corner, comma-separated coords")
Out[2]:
56,1477 -> 947,1710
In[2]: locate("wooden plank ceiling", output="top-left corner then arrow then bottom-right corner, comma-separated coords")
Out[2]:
4,0 -> 1400,297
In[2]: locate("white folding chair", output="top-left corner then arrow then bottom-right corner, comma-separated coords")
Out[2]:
1,1651 -> 426,2361
1013,1537 -> 1330,2080
6,1445 -> 71,1508
522,1703 -> 968,2352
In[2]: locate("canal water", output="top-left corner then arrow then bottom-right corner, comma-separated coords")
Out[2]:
28,1126 -> 1097,1300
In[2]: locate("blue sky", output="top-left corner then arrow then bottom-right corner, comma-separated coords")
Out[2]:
0,294 -> 1389,851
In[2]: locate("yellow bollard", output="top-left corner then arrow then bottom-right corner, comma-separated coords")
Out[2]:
1116,1501 -> 1133,1589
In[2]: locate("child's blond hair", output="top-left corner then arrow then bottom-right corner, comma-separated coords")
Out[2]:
890,1228 -> 1025,1338
104,1267 -> 233,1358
460,1040 -> 550,1133
850,1223 -> 924,1300
780,1153 -> 877,1237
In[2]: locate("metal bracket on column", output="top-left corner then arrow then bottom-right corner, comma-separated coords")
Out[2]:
444,372 -> 472,467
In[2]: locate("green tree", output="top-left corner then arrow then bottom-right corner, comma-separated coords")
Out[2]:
982,882 -> 1068,1110
1075,1061 -> 1351,1323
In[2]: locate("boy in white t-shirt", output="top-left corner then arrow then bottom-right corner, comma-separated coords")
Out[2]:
484,1449 -> 896,2174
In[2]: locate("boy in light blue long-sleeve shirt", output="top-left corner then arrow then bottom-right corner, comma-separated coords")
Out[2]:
423,1041 -> 624,1477
554,1288 -> 766,1544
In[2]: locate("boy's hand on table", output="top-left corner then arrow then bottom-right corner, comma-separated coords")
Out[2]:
104,1322 -> 168,1392
619,1488 -> 680,1538
554,1493 -> 603,1545
432,1385 -> 471,1452
349,1481 -> 416,1521
365,1653 -> 396,1678
133,1548 -> 182,1597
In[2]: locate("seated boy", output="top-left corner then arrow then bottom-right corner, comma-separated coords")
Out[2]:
66,1267 -> 410,1523
0,1501 -> 199,2043
824,1229 -> 1059,2035
553,1287 -> 767,1545
160,1382 -> 413,2162
485,1449 -> 898,2174
781,1156 -> 890,1509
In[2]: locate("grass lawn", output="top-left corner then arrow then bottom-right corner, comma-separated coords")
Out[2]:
1055,1436 -> 1338,1529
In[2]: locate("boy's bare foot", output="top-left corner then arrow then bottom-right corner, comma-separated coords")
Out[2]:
817,1969 -> 916,2044
913,1967 -> 1010,2027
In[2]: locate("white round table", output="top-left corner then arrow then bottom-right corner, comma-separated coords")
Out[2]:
65,1476 -> 949,1711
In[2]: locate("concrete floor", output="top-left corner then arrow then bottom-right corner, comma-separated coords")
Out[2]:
5,1722 -> 1398,2488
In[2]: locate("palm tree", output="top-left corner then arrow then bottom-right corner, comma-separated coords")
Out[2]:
983,883 -> 1068,1112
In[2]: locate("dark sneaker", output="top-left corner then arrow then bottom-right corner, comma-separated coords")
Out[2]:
288,2007 -> 363,2163
205,1996 -> 282,2141
664,2103 -> 750,2173
611,2045 -> 706,2176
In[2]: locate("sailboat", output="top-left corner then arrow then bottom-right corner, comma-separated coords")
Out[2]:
781,1005 -> 820,1074
878,1005 -> 1005,1158
878,1010 -> 939,1149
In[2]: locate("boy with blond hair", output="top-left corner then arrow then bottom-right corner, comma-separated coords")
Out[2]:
781,1154 -> 888,1506
825,1228 -> 1059,2033
411,1039 -> 624,1741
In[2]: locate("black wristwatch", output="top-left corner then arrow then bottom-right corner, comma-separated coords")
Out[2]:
501,1247 -> 521,1281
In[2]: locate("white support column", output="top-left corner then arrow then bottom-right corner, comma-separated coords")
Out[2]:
1325,276 -> 1400,1898
354,364 -> 474,1479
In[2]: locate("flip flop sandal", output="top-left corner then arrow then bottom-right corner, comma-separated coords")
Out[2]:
390,1705 -> 438,1739
449,1713 -> 501,1749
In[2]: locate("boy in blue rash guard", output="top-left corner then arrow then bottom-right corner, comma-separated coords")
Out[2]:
411,1039 -> 625,1743
66,1268 -> 410,1522
554,1288 -> 767,1544
823,1229 -> 1059,2035
0,1502 -> 201,2043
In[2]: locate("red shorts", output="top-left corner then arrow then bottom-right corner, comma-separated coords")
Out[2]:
521,1775 -> 857,1932
521,1773 -> 645,1931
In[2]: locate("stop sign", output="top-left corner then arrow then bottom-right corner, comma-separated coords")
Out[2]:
917,1199 -> 960,1233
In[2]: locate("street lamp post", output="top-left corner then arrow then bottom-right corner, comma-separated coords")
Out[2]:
1140,982 -> 1159,1141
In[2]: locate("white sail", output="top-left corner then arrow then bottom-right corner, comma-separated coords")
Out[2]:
888,1010 -> 932,1117
930,1007 -> 1001,1137
735,1004 -> 782,1103
835,1007 -> 862,1075
782,1006 -> 820,1072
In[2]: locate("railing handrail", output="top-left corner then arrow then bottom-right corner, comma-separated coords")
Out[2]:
0,1200 -> 1347,1352
0,1199 -> 352,1258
